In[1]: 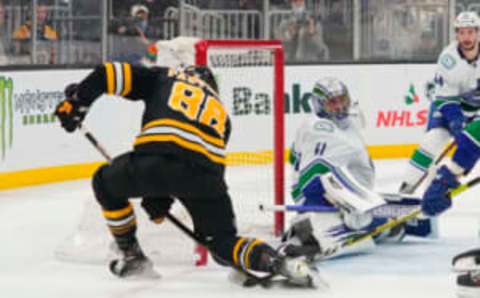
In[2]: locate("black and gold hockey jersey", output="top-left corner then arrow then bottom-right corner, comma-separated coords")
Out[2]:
76,62 -> 231,175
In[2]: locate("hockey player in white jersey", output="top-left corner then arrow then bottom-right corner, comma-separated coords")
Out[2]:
413,118 -> 480,296
398,11 -> 480,194
284,78 -> 435,259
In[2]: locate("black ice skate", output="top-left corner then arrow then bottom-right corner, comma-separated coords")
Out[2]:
457,271 -> 480,298
109,242 -> 159,279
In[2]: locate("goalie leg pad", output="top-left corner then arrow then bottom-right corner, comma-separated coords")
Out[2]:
285,213 -> 376,260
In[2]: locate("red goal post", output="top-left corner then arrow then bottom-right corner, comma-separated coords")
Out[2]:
195,39 -> 285,236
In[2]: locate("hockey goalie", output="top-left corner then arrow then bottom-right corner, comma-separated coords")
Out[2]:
282,77 -> 437,260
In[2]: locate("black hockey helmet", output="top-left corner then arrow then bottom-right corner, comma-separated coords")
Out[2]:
184,65 -> 218,93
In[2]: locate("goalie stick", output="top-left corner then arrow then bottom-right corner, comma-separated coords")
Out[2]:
259,202 -> 418,218
260,193 -> 423,218
78,124 -> 277,288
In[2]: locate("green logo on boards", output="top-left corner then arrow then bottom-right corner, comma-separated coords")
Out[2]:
404,83 -> 420,105
0,76 -> 13,160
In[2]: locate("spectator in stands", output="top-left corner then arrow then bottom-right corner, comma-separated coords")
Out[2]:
12,4 -> 58,63
275,0 -> 329,62
113,4 -> 152,46
109,4 -> 158,64
12,4 -> 58,42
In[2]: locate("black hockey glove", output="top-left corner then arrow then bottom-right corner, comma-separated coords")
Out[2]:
54,83 -> 89,133
141,197 -> 174,224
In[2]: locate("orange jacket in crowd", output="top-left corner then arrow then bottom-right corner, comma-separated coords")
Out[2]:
13,21 -> 58,41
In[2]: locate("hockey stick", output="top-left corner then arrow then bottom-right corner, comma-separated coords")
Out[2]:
259,203 -> 419,219
407,141 -> 456,193
78,124 -> 274,287
79,125 -> 112,162
318,176 -> 480,258
259,204 -> 337,213
260,192 -> 425,217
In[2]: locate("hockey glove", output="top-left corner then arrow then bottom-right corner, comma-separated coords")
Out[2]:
439,103 -> 464,139
54,84 -> 89,133
421,165 -> 459,216
141,197 -> 174,224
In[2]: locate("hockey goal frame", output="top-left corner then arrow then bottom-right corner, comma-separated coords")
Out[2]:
195,39 -> 285,236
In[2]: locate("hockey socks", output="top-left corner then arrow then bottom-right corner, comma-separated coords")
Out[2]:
102,202 -> 137,250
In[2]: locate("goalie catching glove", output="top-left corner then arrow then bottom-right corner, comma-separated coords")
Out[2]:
54,83 -> 89,133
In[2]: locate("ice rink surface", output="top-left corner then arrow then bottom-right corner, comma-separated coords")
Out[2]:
2,159 -> 480,298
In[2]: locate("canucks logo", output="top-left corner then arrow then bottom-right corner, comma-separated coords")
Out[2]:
440,54 -> 456,70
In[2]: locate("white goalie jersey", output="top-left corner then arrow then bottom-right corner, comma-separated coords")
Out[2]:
290,115 -> 375,202
287,115 -> 383,259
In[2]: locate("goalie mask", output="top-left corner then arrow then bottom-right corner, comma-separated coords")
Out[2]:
311,77 -> 351,123
184,65 -> 218,93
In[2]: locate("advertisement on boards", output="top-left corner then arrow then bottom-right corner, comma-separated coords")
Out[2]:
0,64 -> 437,187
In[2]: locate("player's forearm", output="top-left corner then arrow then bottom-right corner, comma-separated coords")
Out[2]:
76,62 -> 158,105
75,64 -> 110,106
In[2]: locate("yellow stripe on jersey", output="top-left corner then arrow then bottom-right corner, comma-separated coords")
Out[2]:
121,63 -> 132,96
244,239 -> 263,269
233,237 -> 247,265
142,118 -> 225,148
134,134 -> 226,165
102,203 -> 133,219
104,63 -> 115,95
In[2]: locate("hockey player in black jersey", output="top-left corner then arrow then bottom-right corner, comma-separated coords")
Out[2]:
54,62 -> 323,287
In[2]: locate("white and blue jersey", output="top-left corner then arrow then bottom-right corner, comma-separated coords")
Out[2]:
289,115 -> 374,207
428,41 -> 480,131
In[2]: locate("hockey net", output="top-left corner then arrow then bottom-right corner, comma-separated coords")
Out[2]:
55,38 -> 285,266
